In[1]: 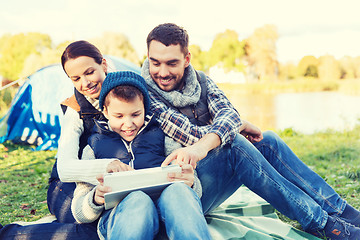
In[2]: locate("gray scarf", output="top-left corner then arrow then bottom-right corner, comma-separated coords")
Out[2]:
141,58 -> 201,108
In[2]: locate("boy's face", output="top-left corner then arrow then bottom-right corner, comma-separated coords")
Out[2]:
103,95 -> 145,142
148,40 -> 191,92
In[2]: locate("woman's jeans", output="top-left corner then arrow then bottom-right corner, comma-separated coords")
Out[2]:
98,182 -> 211,240
47,179 -> 77,223
0,221 -> 99,240
196,131 -> 346,232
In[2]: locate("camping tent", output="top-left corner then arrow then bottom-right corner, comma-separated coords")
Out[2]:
0,56 -> 140,151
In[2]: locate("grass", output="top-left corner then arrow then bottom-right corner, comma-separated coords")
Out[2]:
0,142 -> 56,224
276,126 -> 360,230
0,126 -> 360,229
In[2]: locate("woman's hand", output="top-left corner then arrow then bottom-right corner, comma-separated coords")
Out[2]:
93,174 -> 111,205
167,163 -> 195,187
106,160 -> 134,173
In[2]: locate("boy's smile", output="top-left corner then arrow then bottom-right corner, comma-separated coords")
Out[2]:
103,95 -> 145,142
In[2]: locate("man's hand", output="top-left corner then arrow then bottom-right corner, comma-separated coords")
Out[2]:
106,160 -> 134,173
161,144 -> 206,169
161,133 -> 221,169
93,174 -> 111,205
240,120 -> 263,143
167,163 -> 194,187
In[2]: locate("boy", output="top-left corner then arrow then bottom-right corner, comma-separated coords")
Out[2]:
71,71 -> 211,240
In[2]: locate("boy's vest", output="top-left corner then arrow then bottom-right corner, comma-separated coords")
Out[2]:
149,71 -> 212,126
49,89 -> 107,180
88,118 -> 165,169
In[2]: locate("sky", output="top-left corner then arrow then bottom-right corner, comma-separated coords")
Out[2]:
1,0 -> 360,64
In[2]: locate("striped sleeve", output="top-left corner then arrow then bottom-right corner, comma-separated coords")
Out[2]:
71,182 -> 104,223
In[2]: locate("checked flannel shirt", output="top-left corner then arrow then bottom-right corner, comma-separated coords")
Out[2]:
149,75 -> 242,147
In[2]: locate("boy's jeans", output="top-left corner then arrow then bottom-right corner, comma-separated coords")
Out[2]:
197,131 -> 346,232
98,182 -> 211,240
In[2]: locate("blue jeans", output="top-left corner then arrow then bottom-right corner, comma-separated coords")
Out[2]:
47,179 -> 76,223
0,221 -> 99,240
197,131 -> 346,232
98,182 -> 211,240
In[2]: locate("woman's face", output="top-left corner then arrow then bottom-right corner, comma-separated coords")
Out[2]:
64,56 -> 107,99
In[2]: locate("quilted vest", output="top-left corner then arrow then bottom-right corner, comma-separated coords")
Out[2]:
88,118 -> 165,169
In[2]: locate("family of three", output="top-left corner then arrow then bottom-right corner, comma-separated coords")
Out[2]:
1,23 -> 360,240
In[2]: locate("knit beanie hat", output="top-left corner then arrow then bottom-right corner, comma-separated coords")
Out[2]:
98,71 -> 150,114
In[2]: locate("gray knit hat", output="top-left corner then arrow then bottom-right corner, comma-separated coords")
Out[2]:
99,71 -> 150,114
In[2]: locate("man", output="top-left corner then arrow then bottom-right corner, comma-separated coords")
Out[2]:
141,23 -> 360,240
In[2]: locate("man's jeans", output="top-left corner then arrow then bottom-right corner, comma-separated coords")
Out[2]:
197,131 -> 346,232
98,182 -> 211,240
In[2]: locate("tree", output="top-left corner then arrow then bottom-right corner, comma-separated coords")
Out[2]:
318,55 -> 341,81
90,32 -> 139,65
278,62 -> 298,80
207,29 -> 246,72
297,55 -> 319,78
354,57 -> 360,78
0,33 -> 52,81
189,44 -> 207,72
245,25 -> 279,81
339,56 -> 356,79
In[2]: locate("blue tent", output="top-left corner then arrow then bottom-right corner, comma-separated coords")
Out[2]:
0,56 -> 140,151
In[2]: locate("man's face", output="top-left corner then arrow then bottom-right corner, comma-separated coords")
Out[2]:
148,40 -> 191,92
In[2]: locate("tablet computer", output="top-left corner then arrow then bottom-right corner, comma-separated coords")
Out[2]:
104,165 -> 181,210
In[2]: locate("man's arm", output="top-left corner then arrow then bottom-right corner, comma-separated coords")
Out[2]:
162,132 -> 221,168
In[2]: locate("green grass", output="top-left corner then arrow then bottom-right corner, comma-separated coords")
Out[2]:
276,126 -> 360,230
0,126 -> 360,233
0,142 -> 56,224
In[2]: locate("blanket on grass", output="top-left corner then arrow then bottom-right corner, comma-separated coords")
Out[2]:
206,186 -> 320,239
14,186 -> 320,240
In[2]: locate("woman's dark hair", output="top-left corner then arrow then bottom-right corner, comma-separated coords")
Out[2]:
61,40 -> 103,71
146,23 -> 189,56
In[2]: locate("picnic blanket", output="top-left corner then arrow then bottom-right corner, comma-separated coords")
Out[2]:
206,186 -> 320,239
14,186 -> 320,240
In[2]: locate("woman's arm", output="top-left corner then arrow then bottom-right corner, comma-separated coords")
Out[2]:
57,107 -> 116,185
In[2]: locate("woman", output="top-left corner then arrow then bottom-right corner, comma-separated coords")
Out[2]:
1,40 -> 108,240
47,40 -> 113,223
1,40 -> 199,239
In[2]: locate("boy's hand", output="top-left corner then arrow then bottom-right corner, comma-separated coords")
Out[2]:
106,160 -> 134,173
167,163 -> 194,187
94,174 -> 111,205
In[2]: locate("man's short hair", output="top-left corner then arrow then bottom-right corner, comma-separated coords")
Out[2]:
146,23 -> 189,56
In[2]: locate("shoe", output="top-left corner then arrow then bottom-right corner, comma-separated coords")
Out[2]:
339,204 -> 360,228
311,215 -> 360,240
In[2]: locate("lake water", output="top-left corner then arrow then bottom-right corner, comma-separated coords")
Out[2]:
220,89 -> 360,134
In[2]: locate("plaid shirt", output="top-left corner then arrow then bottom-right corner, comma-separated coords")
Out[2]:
149,75 -> 242,147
